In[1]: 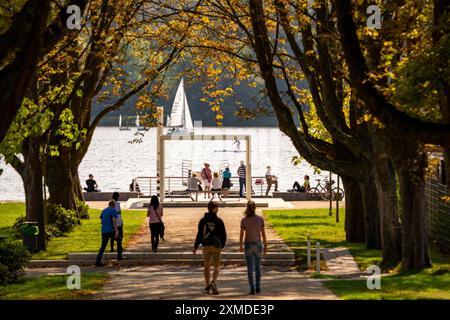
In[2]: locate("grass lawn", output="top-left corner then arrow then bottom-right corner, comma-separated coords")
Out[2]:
0,202 -> 146,259
264,208 -> 450,299
0,273 -> 108,300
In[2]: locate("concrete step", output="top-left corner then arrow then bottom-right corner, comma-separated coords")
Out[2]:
28,259 -> 295,268
67,251 -> 295,261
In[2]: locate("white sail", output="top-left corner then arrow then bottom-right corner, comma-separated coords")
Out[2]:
119,114 -> 122,127
184,94 -> 194,133
135,114 -> 140,127
167,78 -> 185,128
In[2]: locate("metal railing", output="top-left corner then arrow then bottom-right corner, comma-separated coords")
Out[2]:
133,176 -> 270,198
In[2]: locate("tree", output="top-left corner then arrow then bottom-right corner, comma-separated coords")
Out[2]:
0,0 -> 89,143
334,0 -> 450,269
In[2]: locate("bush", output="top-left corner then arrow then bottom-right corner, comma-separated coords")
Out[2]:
13,204 -> 81,240
0,241 -> 30,285
47,204 -> 80,234
75,199 -> 90,220
12,216 -> 26,239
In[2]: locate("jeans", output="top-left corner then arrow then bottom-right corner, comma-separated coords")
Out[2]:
239,177 -> 246,197
244,242 -> 263,290
150,223 -> 161,250
96,232 -> 115,265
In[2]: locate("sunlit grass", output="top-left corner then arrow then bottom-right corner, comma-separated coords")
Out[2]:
264,208 -> 450,299
0,202 -> 146,259
0,273 -> 108,300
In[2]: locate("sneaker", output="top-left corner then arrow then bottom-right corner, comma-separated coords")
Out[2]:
95,262 -> 105,267
204,284 -> 211,294
210,281 -> 220,295
256,288 -> 261,294
117,256 -> 126,261
152,248 -> 158,252
249,289 -> 255,295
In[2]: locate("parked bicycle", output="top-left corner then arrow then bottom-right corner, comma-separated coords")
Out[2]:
308,178 -> 345,201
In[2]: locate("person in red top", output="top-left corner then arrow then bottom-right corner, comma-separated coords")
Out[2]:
201,163 -> 212,199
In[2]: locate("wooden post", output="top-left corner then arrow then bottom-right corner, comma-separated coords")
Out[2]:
246,135 -> 252,201
157,107 -> 163,200
336,175 -> 340,223
329,172 -> 333,216
307,234 -> 311,269
316,242 -> 321,272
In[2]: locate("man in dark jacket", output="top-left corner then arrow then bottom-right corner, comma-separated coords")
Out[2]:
192,201 -> 227,295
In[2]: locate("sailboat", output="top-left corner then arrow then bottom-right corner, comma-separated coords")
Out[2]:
119,114 -> 130,131
166,78 -> 194,134
135,114 -> 148,131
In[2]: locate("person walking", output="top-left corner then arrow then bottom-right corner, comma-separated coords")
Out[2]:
192,201 -> 227,295
265,166 -> 279,197
110,192 -> 125,260
239,200 -> 268,295
237,161 -> 246,198
147,195 -> 164,252
201,163 -> 213,198
95,200 -> 119,266
221,167 -> 232,198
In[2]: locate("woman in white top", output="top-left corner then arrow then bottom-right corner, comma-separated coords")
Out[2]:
211,172 -> 222,200
111,192 -> 125,260
147,195 -> 164,252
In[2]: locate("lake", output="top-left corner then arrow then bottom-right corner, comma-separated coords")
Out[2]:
0,127 -> 333,201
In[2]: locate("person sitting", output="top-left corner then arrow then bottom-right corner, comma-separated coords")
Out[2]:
129,179 -> 141,193
84,174 -> 99,192
265,166 -> 278,197
211,172 -> 222,200
291,175 -> 311,192
187,173 -> 202,201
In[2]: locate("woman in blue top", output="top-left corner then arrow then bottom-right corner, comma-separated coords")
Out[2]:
221,167 -> 232,198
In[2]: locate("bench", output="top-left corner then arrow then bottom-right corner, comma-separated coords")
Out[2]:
166,189 -> 242,202
82,192 -> 140,201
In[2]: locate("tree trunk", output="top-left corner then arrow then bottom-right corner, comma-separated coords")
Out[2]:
46,149 -> 82,210
397,151 -> 432,270
360,178 -> 381,249
371,133 -> 402,262
373,160 -> 402,263
341,175 -> 365,242
20,139 -> 46,251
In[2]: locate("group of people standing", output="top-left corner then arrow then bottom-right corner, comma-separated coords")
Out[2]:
187,161 -> 249,199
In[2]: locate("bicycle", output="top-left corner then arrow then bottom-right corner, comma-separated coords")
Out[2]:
308,178 -> 344,201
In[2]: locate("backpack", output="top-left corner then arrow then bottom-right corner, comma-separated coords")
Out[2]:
203,218 -> 222,248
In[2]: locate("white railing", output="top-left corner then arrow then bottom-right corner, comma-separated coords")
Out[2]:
133,176 -> 270,198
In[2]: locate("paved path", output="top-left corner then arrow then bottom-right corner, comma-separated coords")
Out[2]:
91,205 -> 336,299
28,202 -> 341,299
126,207 -> 290,253
96,265 -> 337,300
322,247 -> 361,278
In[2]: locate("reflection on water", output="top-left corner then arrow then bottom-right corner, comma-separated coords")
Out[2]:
0,127 -> 331,201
